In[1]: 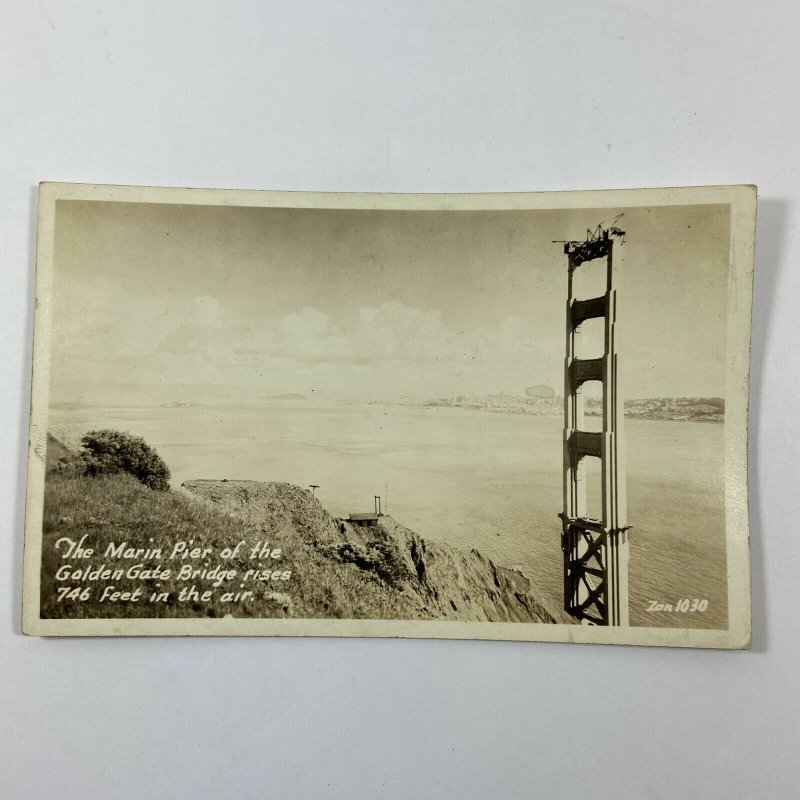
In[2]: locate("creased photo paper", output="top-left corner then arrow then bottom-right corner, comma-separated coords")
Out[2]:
22,183 -> 756,647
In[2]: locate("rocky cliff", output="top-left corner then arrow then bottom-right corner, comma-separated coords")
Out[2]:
182,479 -> 571,624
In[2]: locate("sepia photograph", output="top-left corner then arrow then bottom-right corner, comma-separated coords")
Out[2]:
23,183 -> 755,647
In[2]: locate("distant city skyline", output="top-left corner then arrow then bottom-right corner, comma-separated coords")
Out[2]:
50,200 -> 730,406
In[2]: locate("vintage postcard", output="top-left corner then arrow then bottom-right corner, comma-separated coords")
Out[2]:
22,183 -> 756,647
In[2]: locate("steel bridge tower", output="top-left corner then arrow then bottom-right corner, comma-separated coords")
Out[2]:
559,228 -> 630,626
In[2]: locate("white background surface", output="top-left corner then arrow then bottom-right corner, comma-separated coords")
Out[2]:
1,2 -> 797,798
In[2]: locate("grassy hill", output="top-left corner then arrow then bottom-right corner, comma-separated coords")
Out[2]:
42,435 -> 565,623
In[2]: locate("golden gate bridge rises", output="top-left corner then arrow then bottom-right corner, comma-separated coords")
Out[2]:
558,226 -> 630,626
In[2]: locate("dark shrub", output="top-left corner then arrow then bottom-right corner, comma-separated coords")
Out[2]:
324,539 -> 409,590
80,430 -> 171,491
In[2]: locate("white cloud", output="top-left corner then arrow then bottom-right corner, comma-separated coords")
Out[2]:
52,292 -> 557,400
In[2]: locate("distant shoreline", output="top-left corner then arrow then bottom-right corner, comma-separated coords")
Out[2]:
413,395 -> 725,424
417,404 -> 724,424
49,398 -> 724,423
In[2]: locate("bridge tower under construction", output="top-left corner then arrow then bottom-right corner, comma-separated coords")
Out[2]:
559,228 -> 630,626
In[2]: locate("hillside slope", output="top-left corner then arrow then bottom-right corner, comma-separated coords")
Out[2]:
183,479 -> 569,624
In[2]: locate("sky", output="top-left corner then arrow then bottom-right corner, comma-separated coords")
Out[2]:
49,199 -> 731,406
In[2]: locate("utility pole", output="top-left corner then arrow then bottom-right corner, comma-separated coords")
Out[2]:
559,227 -> 630,626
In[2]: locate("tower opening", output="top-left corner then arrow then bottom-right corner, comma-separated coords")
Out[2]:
574,317 -> 606,361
